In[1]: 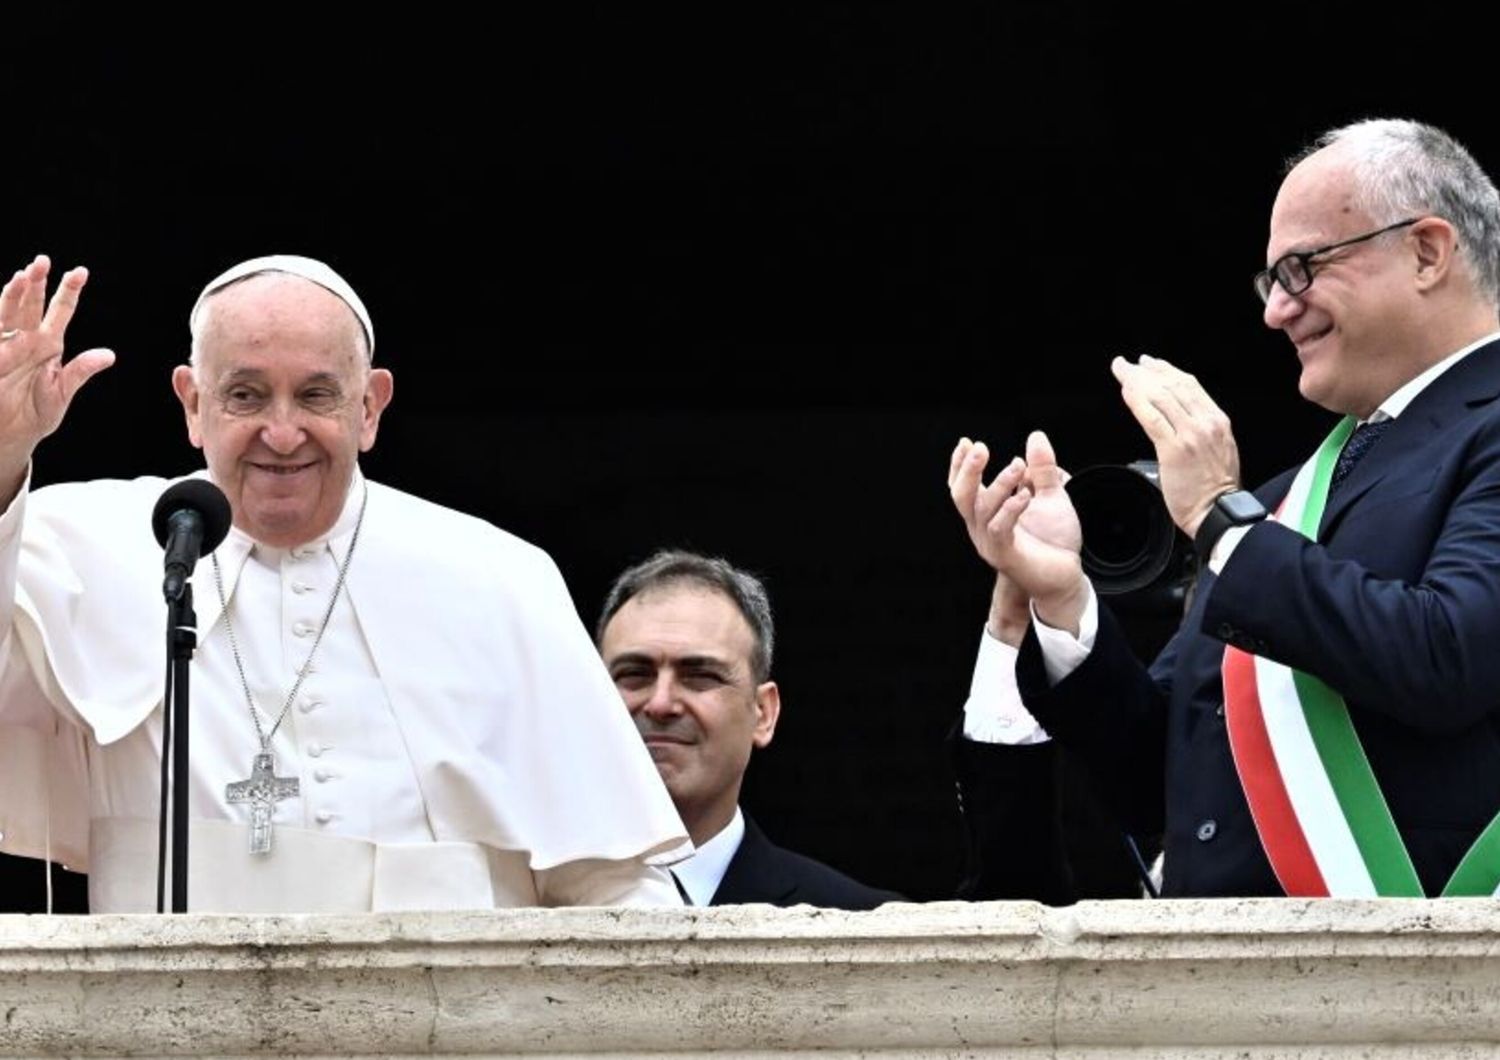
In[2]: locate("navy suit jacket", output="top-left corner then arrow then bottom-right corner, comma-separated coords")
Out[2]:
1018,338 -> 1500,897
709,814 -> 902,909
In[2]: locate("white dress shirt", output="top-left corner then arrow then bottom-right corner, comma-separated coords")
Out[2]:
671,807 -> 746,906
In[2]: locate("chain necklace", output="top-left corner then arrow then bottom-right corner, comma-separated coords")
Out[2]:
214,483 -> 368,853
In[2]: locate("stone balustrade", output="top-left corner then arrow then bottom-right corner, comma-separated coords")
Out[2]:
3,899 -> 1499,1057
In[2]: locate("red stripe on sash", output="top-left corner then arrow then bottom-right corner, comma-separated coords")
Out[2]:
1223,646 -> 1328,897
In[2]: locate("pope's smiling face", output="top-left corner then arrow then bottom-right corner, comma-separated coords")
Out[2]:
172,273 -> 393,547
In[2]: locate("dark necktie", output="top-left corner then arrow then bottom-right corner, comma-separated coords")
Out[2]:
1331,419 -> 1394,493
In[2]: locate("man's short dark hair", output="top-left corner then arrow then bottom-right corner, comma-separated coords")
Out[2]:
597,550 -> 775,681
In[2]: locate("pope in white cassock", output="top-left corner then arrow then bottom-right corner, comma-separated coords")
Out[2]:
0,253 -> 689,912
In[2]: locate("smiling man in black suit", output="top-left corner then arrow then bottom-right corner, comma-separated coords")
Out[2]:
956,119 -> 1500,898
597,550 -> 901,908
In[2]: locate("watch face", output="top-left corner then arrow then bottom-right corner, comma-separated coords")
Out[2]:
1221,491 -> 1267,522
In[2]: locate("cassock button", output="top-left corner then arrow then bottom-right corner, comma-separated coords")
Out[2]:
291,581 -> 313,595
299,698 -> 322,714
315,810 -> 334,824
1196,819 -> 1218,842
314,768 -> 333,783
307,744 -> 325,758
292,621 -> 315,637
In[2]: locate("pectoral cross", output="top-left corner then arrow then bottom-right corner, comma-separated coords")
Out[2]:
226,752 -> 300,854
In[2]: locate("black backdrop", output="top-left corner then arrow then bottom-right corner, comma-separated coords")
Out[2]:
5,6 -> 1496,905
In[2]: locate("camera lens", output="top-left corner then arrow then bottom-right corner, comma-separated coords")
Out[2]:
1067,465 -> 1175,595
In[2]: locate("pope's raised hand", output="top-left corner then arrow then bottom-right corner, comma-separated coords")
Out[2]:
0,255 -> 115,496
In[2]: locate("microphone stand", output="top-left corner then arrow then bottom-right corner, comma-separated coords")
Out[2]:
156,581 -> 197,913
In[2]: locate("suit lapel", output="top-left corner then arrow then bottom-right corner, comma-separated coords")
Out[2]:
710,814 -> 797,906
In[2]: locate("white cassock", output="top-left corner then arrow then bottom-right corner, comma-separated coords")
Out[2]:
0,467 -> 690,912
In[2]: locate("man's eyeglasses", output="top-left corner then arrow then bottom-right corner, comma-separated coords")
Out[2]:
1253,218 -> 1421,304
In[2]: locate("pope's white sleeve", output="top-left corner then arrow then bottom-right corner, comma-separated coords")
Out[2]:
0,466 -> 30,676
533,857 -> 685,907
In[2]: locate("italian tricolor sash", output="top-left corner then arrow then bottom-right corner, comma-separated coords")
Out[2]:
1223,416 -> 1500,896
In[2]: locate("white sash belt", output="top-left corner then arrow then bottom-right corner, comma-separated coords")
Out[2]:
88,817 -> 540,913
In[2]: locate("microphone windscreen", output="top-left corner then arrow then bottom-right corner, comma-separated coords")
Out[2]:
151,480 -> 233,553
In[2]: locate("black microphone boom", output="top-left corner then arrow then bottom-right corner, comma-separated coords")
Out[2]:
151,480 -> 233,602
150,479 -> 230,913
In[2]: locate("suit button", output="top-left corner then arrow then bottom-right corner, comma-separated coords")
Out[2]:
1215,703 -> 1225,718
1196,819 -> 1218,842
1217,622 -> 1234,639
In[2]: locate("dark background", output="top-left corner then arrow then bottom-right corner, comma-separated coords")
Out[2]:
5,6 -> 1495,906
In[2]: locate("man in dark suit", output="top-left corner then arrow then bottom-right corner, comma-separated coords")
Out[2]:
597,550 -> 901,908
952,118 -> 1500,897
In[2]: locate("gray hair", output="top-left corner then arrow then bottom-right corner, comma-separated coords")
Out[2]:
1293,119 -> 1500,307
597,550 -> 776,681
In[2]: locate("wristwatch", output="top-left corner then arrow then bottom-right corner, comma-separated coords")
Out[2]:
1193,489 -> 1268,557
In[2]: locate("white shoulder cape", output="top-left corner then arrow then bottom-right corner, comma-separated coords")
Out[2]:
0,474 -> 687,873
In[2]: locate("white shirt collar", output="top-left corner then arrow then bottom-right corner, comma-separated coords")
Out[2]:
672,806 -> 745,906
1371,330 -> 1500,422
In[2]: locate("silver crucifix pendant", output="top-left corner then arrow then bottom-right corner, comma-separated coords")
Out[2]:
225,752 -> 300,854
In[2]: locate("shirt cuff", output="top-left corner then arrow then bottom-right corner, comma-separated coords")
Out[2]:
1031,581 -> 1098,686
961,627 -> 1050,745
1208,523 -> 1252,574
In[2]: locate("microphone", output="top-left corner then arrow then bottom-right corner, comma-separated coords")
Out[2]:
151,480 -> 233,602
